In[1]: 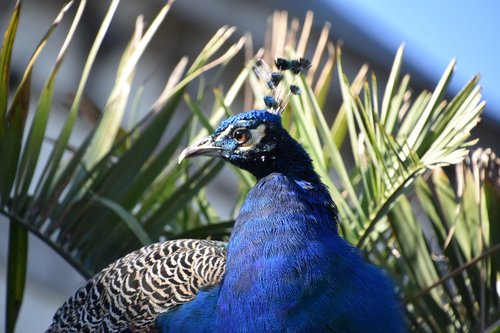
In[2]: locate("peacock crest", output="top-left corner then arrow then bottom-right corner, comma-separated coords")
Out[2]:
252,57 -> 311,115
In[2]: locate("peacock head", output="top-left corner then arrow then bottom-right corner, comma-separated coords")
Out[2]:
179,57 -> 318,181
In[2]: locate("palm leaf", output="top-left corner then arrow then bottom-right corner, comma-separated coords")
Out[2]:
1,3 -> 74,332
0,2 -> 244,330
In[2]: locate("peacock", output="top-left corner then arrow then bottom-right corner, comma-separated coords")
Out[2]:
47,57 -> 405,332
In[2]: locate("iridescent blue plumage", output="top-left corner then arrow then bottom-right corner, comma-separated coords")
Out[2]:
159,109 -> 405,332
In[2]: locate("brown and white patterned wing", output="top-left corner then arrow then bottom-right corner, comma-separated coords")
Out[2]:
46,239 -> 227,333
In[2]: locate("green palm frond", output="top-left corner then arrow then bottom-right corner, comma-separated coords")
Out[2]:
0,2 -> 244,330
394,149 -> 500,331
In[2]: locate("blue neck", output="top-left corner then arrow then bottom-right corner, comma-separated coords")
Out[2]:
216,173 -> 340,330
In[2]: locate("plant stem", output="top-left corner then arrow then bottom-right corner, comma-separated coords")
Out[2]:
5,221 -> 28,333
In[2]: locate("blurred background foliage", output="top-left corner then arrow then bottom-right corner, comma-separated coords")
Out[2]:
0,1 -> 498,332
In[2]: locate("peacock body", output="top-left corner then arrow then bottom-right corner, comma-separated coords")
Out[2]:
47,58 -> 405,332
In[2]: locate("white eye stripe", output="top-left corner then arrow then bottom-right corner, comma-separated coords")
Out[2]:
214,124 -> 267,151
216,125 -> 235,141
236,124 -> 266,151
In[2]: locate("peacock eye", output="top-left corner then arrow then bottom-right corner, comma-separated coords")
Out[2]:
232,128 -> 251,144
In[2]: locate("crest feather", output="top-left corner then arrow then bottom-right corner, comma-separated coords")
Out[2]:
252,57 -> 311,115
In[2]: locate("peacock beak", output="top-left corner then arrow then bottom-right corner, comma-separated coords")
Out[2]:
178,136 -> 222,164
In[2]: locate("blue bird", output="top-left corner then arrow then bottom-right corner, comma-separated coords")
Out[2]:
47,58 -> 405,332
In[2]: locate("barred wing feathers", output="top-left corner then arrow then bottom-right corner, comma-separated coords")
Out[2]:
47,239 -> 227,332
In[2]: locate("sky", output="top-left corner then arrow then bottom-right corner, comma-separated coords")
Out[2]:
325,0 -> 500,123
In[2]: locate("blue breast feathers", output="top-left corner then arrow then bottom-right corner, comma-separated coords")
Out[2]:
158,173 -> 405,332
